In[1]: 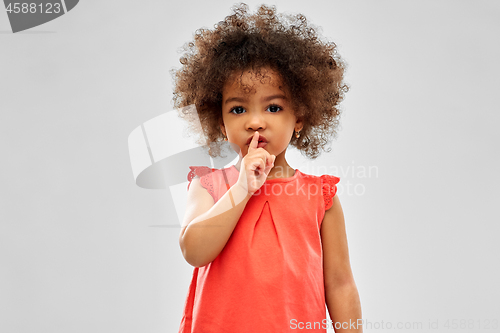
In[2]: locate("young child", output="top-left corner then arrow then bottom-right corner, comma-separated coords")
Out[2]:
172,3 -> 362,332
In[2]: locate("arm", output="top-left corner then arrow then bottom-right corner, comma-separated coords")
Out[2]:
179,176 -> 251,268
321,194 -> 363,332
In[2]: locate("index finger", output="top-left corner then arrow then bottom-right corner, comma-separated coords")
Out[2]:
248,131 -> 259,152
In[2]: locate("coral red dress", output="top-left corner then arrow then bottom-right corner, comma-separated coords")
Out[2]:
179,165 -> 340,333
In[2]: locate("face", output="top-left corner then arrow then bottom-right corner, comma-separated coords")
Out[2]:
220,68 -> 303,161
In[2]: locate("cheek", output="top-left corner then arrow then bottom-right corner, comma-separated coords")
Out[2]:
220,113 -> 231,132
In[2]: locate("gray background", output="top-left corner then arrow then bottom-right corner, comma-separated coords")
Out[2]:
1,1 -> 499,332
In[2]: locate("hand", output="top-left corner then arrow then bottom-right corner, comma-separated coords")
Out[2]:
236,131 -> 276,195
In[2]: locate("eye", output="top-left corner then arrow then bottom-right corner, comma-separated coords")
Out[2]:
266,104 -> 282,113
229,106 -> 245,115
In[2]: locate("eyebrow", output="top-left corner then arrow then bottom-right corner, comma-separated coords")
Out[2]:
224,94 -> 287,105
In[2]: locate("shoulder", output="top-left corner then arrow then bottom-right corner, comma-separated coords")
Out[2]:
294,171 -> 340,211
187,165 -> 228,189
186,166 -> 219,203
296,170 -> 340,188
187,165 -> 236,202
187,166 -> 216,184
319,174 -> 341,192
320,174 -> 340,211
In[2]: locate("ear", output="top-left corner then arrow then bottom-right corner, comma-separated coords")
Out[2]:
295,118 -> 303,132
219,121 -> 226,136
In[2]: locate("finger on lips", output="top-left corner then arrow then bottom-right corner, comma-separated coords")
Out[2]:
249,131 -> 259,150
249,131 -> 275,169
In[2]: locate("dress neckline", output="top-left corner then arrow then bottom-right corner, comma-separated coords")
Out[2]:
228,165 -> 301,183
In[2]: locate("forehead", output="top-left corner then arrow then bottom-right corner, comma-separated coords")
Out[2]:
223,67 -> 285,94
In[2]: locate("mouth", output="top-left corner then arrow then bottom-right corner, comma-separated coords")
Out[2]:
246,134 -> 268,145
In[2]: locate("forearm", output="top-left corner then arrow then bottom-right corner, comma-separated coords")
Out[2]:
180,182 -> 251,267
325,282 -> 363,332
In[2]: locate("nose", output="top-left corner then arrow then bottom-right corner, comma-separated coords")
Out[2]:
245,109 -> 266,131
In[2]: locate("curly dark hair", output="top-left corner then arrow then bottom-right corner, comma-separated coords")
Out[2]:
171,3 -> 348,159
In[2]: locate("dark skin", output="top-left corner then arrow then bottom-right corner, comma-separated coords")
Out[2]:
220,68 -> 302,181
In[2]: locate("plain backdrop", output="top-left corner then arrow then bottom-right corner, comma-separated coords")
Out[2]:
1,1 -> 499,332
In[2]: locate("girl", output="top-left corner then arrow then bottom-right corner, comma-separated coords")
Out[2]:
172,3 -> 362,332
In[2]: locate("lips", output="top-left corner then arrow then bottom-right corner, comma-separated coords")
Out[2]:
246,134 -> 268,145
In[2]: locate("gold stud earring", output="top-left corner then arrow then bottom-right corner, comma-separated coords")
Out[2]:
295,130 -> 301,139
223,134 -> 228,141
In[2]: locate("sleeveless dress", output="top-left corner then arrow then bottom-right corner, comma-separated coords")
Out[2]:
179,165 -> 340,333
